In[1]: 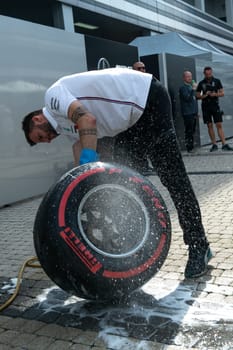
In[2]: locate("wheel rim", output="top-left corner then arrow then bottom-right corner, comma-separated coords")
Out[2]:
77,184 -> 150,258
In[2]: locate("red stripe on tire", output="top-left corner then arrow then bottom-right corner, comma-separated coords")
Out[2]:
102,233 -> 167,278
58,167 -> 105,227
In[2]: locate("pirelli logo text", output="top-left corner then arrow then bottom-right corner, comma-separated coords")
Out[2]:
60,227 -> 103,274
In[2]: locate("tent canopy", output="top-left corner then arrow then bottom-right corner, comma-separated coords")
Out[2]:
195,39 -> 226,54
130,32 -> 209,57
130,32 -> 233,64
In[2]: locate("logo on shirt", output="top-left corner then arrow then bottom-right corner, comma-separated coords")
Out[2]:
61,125 -> 78,134
50,97 -> 60,111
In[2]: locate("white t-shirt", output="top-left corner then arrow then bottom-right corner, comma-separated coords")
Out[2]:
43,68 -> 153,143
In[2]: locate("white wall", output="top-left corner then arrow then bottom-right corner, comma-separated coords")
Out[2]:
0,15 -> 87,206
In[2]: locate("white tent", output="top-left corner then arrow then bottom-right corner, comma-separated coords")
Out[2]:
194,39 -> 233,63
130,32 -> 233,64
195,39 -> 226,54
130,32 -> 209,57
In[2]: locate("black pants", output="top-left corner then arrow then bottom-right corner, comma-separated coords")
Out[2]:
114,78 -> 207,246
183,115 -> 196,151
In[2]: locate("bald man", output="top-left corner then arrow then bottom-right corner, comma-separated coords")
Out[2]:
179,71 -> 198,153
132,61 -> 146,72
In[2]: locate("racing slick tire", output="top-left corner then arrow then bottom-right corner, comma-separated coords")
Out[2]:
33,162 -> 171,301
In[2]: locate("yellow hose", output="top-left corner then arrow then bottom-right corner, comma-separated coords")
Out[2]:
0,256 -> 41,312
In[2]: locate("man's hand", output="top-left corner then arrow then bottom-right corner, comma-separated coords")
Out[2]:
192,82 -> 198,90
206,89 -> 224,98
79,148 -> 99,165
196,91 -> 208,100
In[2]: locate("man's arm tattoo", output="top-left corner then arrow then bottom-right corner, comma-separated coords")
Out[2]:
79,128 -> 97,137
71,106 -> 89,124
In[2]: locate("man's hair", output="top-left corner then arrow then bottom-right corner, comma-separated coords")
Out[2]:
22,109 -> 43,146
183,70 -> 191,77
203,66 -> 212,73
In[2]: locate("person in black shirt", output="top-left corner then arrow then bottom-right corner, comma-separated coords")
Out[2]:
196,66 -> 233,152
179,71 -> 198,152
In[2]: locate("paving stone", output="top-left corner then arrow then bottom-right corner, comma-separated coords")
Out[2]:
225,295 -> 233,304
2,305 -> 26,317
162,272 -> 182,280
10,332 -> 38,347
93,336 -> 107,347
74,316 -> 101,331
46,339 -> 73,349
73,330 -> 98,345
221,270 -> 233,278
55,313 -> 82,327
21,279 -> 37,289
3,317 -> 29,330
0,330 -> 21,345
33,280 -> 55,289
13,295 -> 35,306
21,306 -> 45,320
207,268 -> 224,277
214,276 -> 233,286
17,319 -> 45,333
0,315 -> 14,326
217,257 -> 233,266
0,345 -> 15,350
205,293 -> 226,303
37,311 -> 61,323
36,323 -> 81,340
197,282 -> 233,295
69,344 -> 91,350
24,335 -> 54,350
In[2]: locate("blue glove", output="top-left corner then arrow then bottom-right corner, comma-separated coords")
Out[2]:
79,148 -> 99,165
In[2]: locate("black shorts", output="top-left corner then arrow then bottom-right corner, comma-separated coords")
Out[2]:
202,105 -> 223,124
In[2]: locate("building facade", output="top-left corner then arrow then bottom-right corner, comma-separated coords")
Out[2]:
1,0 -> 233,206
1,0 -> 233,53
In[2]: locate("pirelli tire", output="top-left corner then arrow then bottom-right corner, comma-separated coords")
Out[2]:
33,162 -> 171,301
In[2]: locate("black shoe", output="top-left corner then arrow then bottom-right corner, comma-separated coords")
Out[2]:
222,143 -> 233,151
210,144 -> 218,152
185,241 -> 213,279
